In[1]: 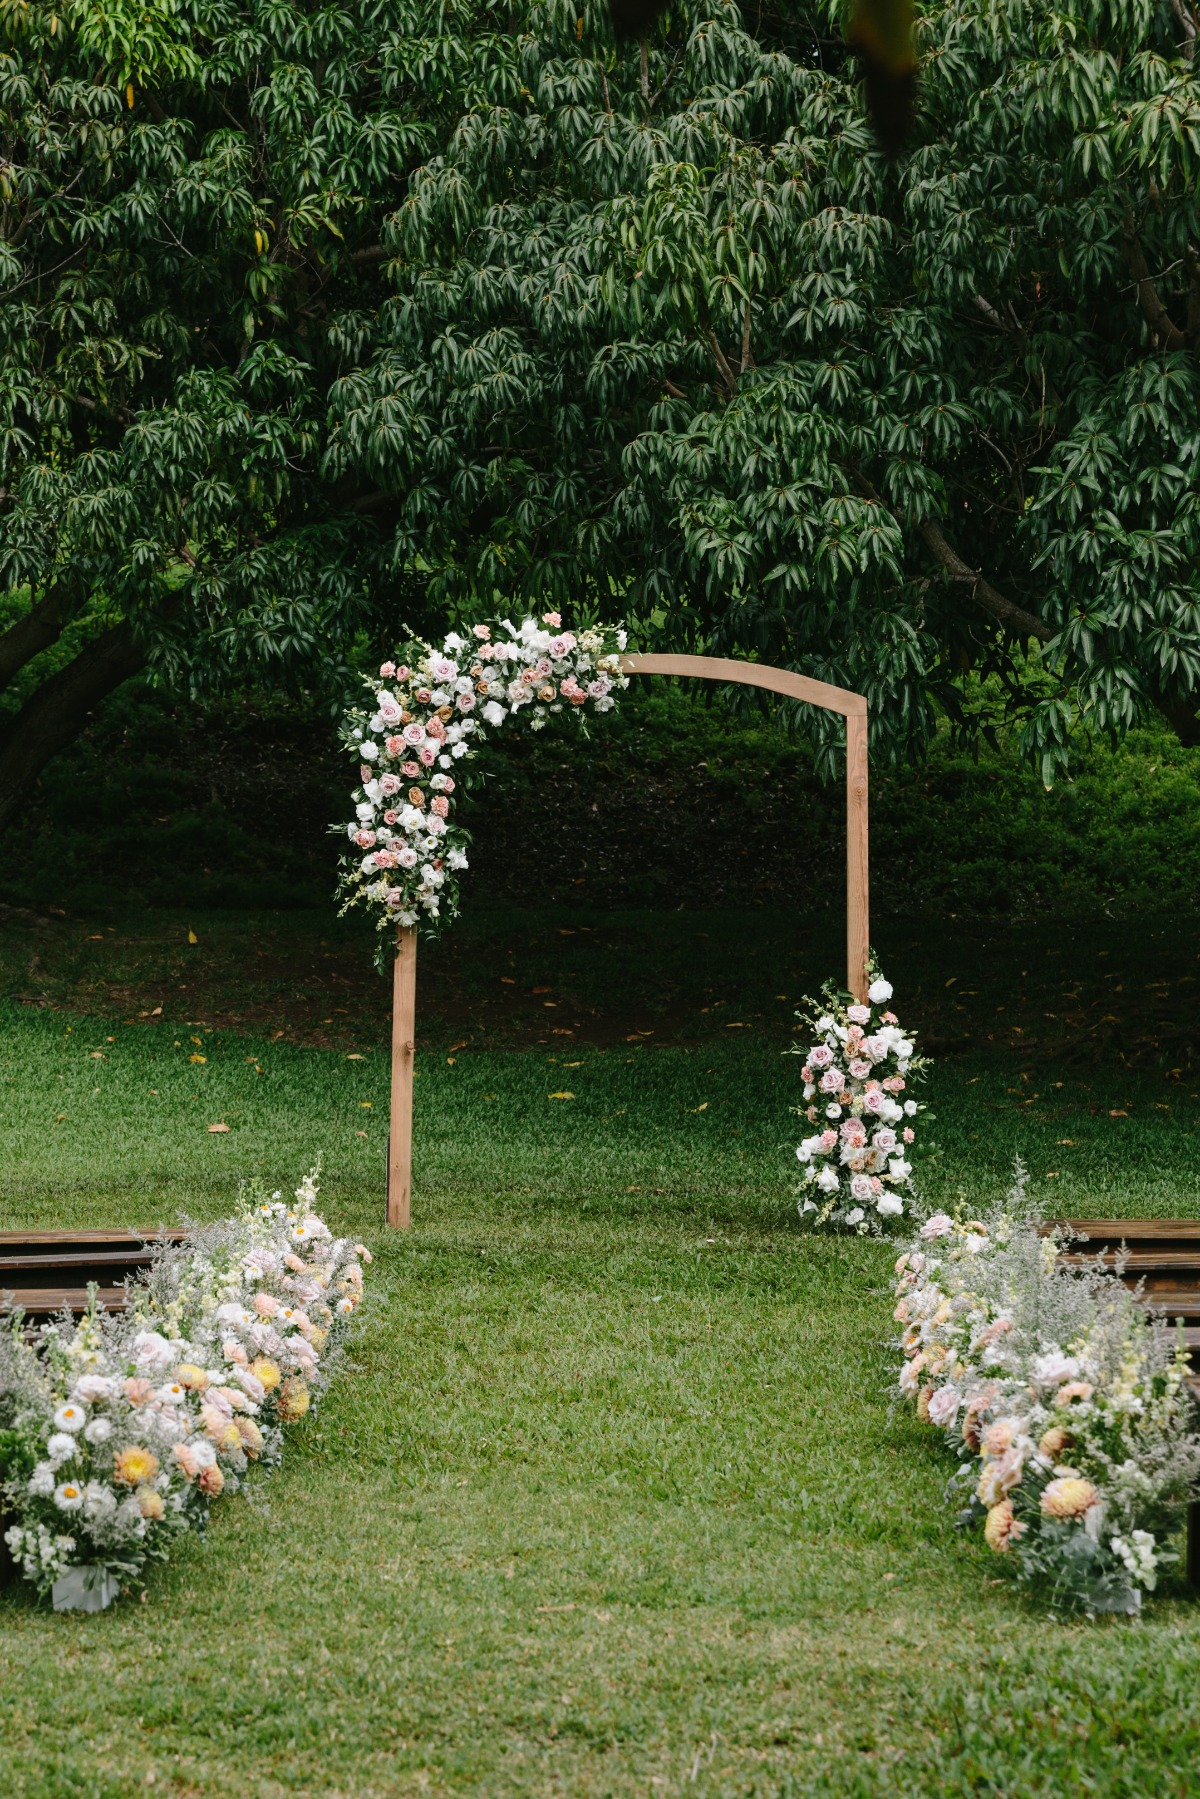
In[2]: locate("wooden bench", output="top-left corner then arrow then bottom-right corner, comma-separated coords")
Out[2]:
0,1228 -> 186,1318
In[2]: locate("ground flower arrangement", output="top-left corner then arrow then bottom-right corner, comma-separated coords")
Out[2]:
895,1167 -> 1200,1615
793,971 -> 927,1233
336,613 -> 626,958
0,1171 -> 369,1610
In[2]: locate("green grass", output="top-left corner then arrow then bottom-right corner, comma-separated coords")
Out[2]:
1,915 -> 1200,1796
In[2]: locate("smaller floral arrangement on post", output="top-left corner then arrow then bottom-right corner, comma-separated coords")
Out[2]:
792,968 -> 927,1233
335,614 -> 627,959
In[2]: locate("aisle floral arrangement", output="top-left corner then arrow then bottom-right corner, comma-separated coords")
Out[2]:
0,1171 -> 369,1609
792,969 -> 927,1233
895,1166 -> 1200,1614
335,614 -> 627,957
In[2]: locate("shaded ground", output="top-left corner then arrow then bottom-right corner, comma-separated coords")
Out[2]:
1,901 -> 1196,1079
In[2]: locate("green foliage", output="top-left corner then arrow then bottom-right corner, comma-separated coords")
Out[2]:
3,0 -> 1200,782
324,0 -> 1200,774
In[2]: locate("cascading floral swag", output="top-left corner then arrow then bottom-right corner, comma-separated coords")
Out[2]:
335,614 -> 627,957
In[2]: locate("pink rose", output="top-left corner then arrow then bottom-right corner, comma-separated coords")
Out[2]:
472,623 -> 491,639
372,850 -> 397,869
383,809 -> 399,825
548,637 -> 570,659
385,889 -> 405,907
819,1068 -> 842,1093
847,1004 -> 871,1024
863,1090 -> 886,1114
881,1011 -> 898,1024
819,1129 -> 838,1151
173,1442 -> 200,1481
587,679 -> 609,699
385,734 -> 405,756
882,1076 -> 905,1093
418,745 -> 437,766
903,1127 -> 915,1144
414,687 -> 432,704
124,1378 -> 153,1406
542,612 -> 562,628
427,716 -> 446,740
379,773 -> 401,797
254,1293 -> 280,1317
809,1044 -> 833,1068
353,829 -> 375,849
379,661 -> 396,677
377,693 -> 402,725
849,1058 -> 871,1078
431,796 -> 450,817
442,777 -> 455,794
401,761 -> 420,777
402,722 -> 424,745
456,691 -> 475,711
873,1128 -> 897,1151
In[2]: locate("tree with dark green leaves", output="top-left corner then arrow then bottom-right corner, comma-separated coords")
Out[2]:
4,1 -> 1200,833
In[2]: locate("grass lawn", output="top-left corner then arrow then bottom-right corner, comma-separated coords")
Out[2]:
1,907 -> 1199,1796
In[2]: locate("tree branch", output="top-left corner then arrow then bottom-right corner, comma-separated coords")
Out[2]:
1121,208 -> 1189,348
1170,0 -> 1197,61
701,327 -> 738,397
0,574 -> 86,695
914,517 -> 1054,641
0,619 -> 150,833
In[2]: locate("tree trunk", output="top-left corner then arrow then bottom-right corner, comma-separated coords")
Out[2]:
0,620 -> 147,834
0,575 -> 85,694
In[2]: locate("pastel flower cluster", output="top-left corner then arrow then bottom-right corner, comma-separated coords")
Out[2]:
336,614 -> 627,948
0,1171 -> 369,1605
895,1176 -> 1200,1614
792,972 -> 926,1233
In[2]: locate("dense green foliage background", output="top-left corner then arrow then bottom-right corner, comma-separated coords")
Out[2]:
4,0 -> 1200,834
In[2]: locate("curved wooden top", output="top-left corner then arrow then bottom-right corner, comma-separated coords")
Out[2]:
617,652 -> 867,718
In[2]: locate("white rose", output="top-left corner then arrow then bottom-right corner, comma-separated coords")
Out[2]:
904,1100 -> 918,1116
845,1207 -> 865,1225
360,741 -> 380,762
876,1194 -> 904,1217
868,978 -> 893,1004
816,1166 -> 839,1193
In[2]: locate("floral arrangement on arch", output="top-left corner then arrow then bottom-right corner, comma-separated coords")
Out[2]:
895,1168 -> 1200,1615
0,1170 -> 368,1609
336,614 -> 627,951
792,970 -> 927,1233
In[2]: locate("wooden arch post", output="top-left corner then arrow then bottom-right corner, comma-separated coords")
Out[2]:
385,654 -> 868,1226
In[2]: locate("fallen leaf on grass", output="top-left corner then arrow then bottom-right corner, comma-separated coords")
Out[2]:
1109,1108 -> 1129,1117
189,1054 -> 206,1064
724,1021 -> 749,1029
449,1041 -> 469,1053
90,1051 -> 105,1060
548,1091 -> 575,1100
187,929 -> 198,944
207,1122 -> 230,1134
355,1130 -> 368,1138
1056,1139 -> 1076,1146
346,1053 -> 365,1060
690,1102 -> 709,1112
360,1101 -> 373,1109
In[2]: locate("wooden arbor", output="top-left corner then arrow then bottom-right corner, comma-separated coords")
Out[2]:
386,653 -> 869,1227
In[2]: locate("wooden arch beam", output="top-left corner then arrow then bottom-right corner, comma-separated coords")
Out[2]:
387,652 -> 869,1227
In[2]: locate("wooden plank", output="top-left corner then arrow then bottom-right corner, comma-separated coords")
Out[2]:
1060,1249 -> 1200,1269
845,713 -> 869,1002
1136,1290 -> 1200,1316
387,925 -> 417,1229
1043,1220 -> 1200,1241
2,1287 -> 128,1314
0,1249 -> 170,1272
0,1229 -> 185,1247
617,652 -> 868,717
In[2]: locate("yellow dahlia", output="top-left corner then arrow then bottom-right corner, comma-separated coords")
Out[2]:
174,1363 -> 210,1392
1038,1426 -> 1071,1460
983,1500 -> 1024,1553
236,1417 -> 264,1458
1040,1476 -> 1097,1520
113,1446 -> 160,1487
276,1378 -> 311,1422
248,1357 -> 281,1392
137,1487 -> 165,1521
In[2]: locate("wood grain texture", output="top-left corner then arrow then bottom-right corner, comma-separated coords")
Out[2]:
387,925 -> 418,1228
618,652 -> 868,717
